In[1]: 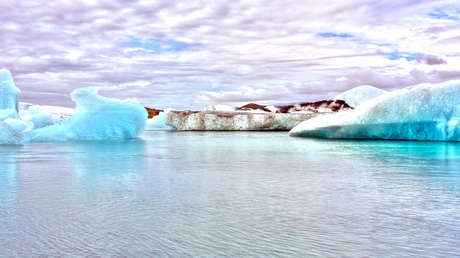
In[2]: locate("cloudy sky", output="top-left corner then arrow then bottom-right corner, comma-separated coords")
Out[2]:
1,0 -> 460,108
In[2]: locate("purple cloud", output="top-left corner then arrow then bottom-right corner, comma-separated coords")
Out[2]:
416,54 -> 447,65
1,0 -> 460,109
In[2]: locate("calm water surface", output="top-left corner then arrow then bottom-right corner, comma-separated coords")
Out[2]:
0,131 -> 459,257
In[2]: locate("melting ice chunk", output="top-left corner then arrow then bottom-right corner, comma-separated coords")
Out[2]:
290,80 -> 460,141
145,109 -> 175,131
0,69 -> 148,144
20,106 -> 55,129
29,87 -> 147,142
0,122 -> 23,144
4,118 -> 34,133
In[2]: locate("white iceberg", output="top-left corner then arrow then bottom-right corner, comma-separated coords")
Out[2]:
166,111 -> 317,131
290,80 -> 460,141
333,85 -> 387,107
166,100 -> 353,131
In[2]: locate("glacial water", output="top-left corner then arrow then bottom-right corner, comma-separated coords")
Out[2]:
0,131 -> 459,257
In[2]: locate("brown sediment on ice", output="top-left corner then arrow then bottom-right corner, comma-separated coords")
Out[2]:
236,103 -> 272,112
160,99 -> 353,131
277,100 -> 352,113
145,107 -> 163,118
235,100 -> 352,114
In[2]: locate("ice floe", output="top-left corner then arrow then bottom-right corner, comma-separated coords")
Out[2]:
0,69 -> 147,144
290,81 -> 460,141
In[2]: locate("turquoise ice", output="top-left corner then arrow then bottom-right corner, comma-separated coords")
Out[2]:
0,69 -> 20,113
0,69 -> 147,144
290,80 -> 460,141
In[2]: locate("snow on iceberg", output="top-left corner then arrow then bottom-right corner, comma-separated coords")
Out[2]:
290,80 -> 460,141
204,104 -> 235,112
20,106 -> 55,129
145,109 -> 175,131
333,85 -> 387,107
29,87 -> 147,142
19,103 -> 75,122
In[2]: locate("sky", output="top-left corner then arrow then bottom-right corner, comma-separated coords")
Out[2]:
1,0 -> 460,109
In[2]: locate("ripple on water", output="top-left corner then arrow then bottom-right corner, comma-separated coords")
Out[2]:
0,131 -> 459,256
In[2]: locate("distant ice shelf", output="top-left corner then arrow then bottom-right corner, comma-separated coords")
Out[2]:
165,100 -> 352,131
166,111 -> 318,131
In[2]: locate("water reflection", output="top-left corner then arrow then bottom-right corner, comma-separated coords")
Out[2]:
0,145 -> 20,209
0,145 -> 20,187
71,139 -> 148,175
0,132 -> 459,257
0,145 -> 21,250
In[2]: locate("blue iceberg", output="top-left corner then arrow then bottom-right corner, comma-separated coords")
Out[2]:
0,69 -> 20,113
290,80 -> 460,141
20,106 -> 55,129
29,87 -> 147,142
0,69 -> 147,144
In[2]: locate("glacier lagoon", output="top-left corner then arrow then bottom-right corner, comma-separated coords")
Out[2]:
1,131 -> 459,257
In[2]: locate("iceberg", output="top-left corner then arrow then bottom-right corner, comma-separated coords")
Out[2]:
4,118 -> 34,133
290,80 -> 460,141
20,103 -> 75,122
166,111 -> 318,131
0,122 -> 23,145
145,109 -> 175,131
166,100 -> 352,131
333,85 -> 387,107
29,87 -> 147,142
0,69 -> 20,112
20,106 -> 55,129
0,69 -> 147,144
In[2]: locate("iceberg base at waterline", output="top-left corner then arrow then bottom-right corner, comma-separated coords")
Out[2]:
145,109 -> 175,131
290,80 -> 460,141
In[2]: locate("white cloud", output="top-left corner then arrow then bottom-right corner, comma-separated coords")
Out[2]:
0,0 -> 460,108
